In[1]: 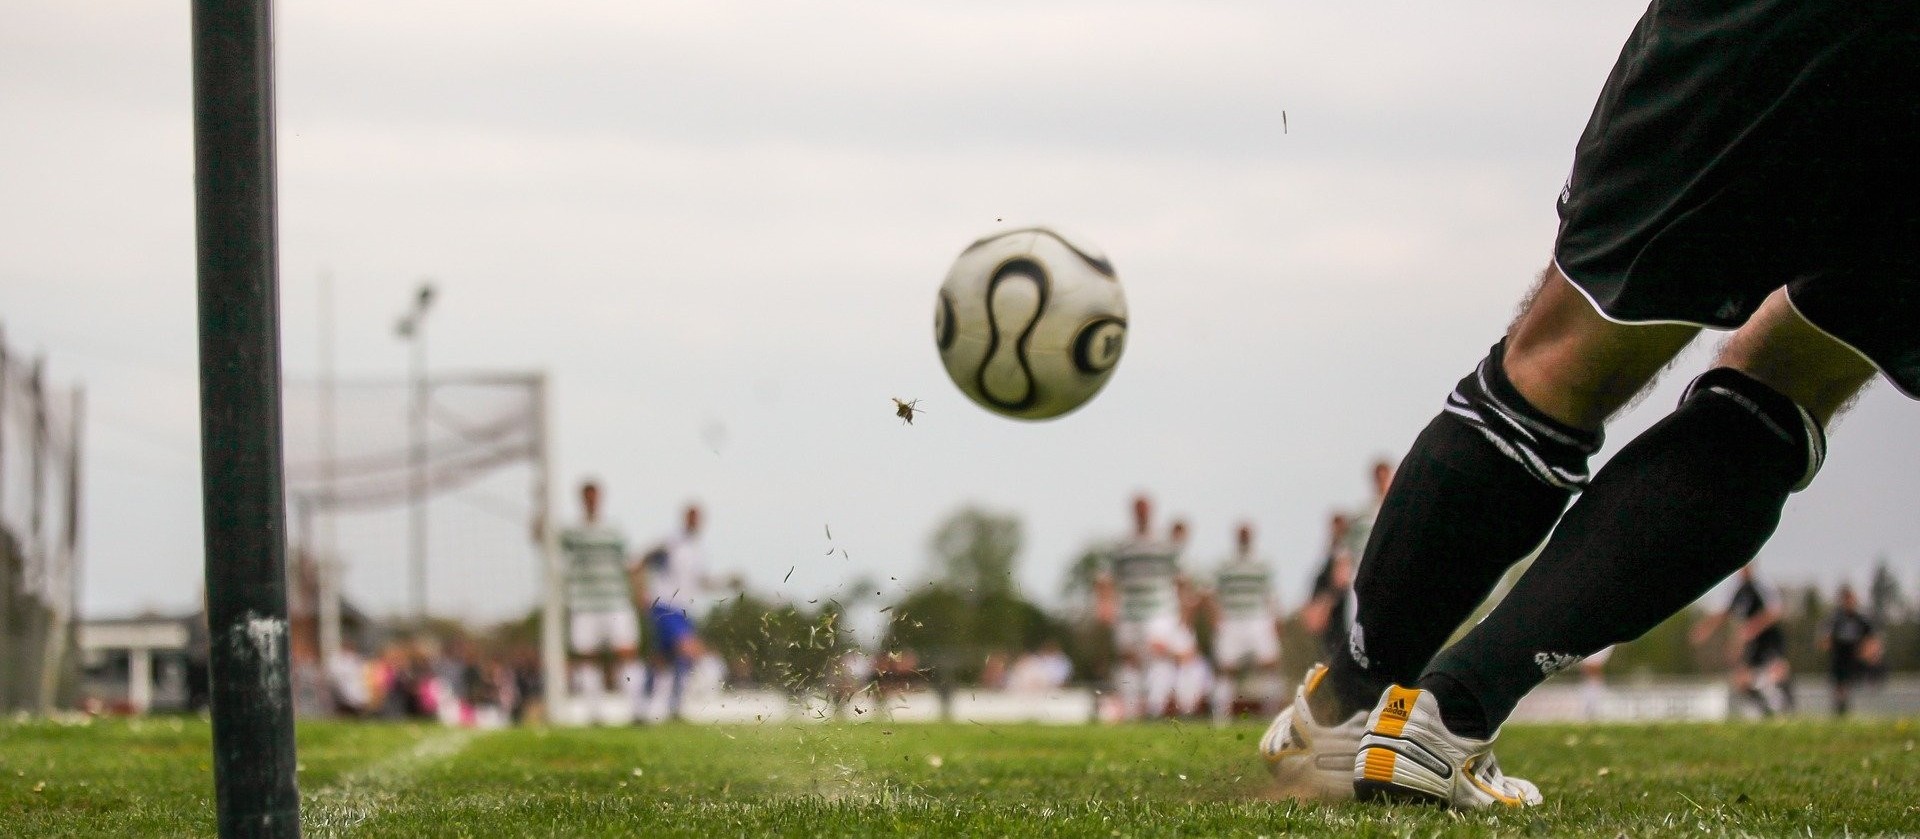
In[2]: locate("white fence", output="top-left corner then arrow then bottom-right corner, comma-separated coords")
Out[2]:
553,677 -> 1920,727
560,687 -> 1098,727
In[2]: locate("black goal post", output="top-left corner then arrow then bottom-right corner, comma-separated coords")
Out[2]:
193,0 -> 301,835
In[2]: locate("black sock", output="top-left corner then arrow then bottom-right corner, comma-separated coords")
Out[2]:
1327,341 -> 1598,718
1423,368 -> 1821,733
1419,671 -> 1493,739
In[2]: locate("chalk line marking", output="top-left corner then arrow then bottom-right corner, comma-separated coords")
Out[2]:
304,729 -> 476,835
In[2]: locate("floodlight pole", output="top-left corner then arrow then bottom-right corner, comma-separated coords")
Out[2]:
193,0 -> 301,835
316,272 -> 341,666
532,374 -> 566,722
397,282 -> 434,621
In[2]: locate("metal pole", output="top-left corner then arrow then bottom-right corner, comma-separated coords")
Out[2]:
316,273 -> 340,665
193,0 -> 300,833
27,359 -> 49,712
533,374 -> 566,722
410,311 -> 427,620
64,388 -> 83,708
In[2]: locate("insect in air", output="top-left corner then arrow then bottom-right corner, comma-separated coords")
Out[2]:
892,398 -> 925,425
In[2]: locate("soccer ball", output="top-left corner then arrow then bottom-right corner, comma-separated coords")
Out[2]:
934,226 -> 1128,420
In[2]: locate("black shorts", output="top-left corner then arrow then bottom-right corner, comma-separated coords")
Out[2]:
1830,657 -> 1866,686
1554,0 -> 1920,398
1742,634 -> 1787,669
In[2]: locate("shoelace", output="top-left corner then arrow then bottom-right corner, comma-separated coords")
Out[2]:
1475,754 -> 1513,789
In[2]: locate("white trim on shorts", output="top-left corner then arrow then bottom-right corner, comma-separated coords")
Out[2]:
1553,259 -> 1908,398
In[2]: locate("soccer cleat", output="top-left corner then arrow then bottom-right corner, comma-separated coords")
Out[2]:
1258,663 -> 1368,800
1352,685 -> 1542,808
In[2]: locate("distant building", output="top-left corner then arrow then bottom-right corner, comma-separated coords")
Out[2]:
78,614 -> 199,715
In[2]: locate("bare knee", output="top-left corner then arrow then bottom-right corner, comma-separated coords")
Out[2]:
1502,265 -> 1698,430
1716,290 -> 1877,425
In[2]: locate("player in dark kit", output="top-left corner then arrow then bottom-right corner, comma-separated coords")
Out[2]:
1262,0 -> 1917,808
1818,586 -> 1882,717
1691,564 -> 1792,718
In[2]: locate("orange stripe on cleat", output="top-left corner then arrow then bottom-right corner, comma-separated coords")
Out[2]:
1463,757 -> 1524,806
1304,664 -> 1329,697
1375,686 -> 1420,736
1361,747 -> 1398,782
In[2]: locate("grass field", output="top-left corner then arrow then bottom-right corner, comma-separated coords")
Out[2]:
3,716 -> 1917,837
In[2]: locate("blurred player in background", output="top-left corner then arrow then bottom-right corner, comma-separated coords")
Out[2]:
1209,522 -> 1283,724
1577,645 -> 1614,720
638,502 -> 710,722
1301,512 -> 1354,662
1692,564 -> 1792,718
559,480 -> 646,723
1818,585 -> 1881,717
1165,519 -> 1211,718
1094,495 -> 1182,720
1339,460 -> 1396,573
1267,0 -> 1915,807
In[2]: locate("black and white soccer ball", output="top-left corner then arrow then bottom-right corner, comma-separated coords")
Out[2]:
934,226 -> 1128,420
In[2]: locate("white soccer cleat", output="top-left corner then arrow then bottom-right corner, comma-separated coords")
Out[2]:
1352,685 -> 1542,809
1258,664 -> 1368,800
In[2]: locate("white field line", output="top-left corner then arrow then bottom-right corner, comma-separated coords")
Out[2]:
304,730 -> 477,835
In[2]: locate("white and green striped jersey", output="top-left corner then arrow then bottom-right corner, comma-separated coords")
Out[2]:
1108,537 -> 1181,622
561,524 -> 631,614
1342,502 -> 1380,566
1214,554 -> 1274,620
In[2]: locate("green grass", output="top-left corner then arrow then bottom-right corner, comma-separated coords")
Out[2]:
3,716 -> 1917,836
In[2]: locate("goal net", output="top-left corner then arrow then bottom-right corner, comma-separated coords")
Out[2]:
280,371 -> 565,715
0,334 -> 84,713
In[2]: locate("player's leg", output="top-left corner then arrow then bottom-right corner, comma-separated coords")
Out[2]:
1417,288 -> 1876,739
1211,664 -> 1240,725
1111,622 -> 1145,720
1763,653 -> 1794,715
666,624 -> 704,720
1255,655 -> 1284,717
644,605 -> 687,721
1578,647 -> 1611,720
1143,619 -> 1184,719
1831,662 -> 1854,717
1730,662 -> 1763,718
1247,622 -> 1284,717
1321,266 -> 1697,718
1113,654 -> 1144,720
1174,653 -> 1209,717
1143,653 -> 1176,720
568,612 -> 608,698
610,610 -> 645,723
1210,621 -> 1245,724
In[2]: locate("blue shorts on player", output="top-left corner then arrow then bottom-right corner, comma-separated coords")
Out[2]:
649,603 -> 697,658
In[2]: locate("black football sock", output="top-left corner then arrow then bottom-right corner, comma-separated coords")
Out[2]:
1322,340 -> 1599,720
1421,368 -> 1823,736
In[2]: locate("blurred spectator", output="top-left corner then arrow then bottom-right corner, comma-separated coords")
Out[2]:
1006,641 -> 1072,693
874,649 -> 921,703
980,651 -> 1011,690
726,654 -> 759,691
326,636 -> 372,717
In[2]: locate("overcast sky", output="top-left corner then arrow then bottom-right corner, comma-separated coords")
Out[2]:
5,0 -> 1916,625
